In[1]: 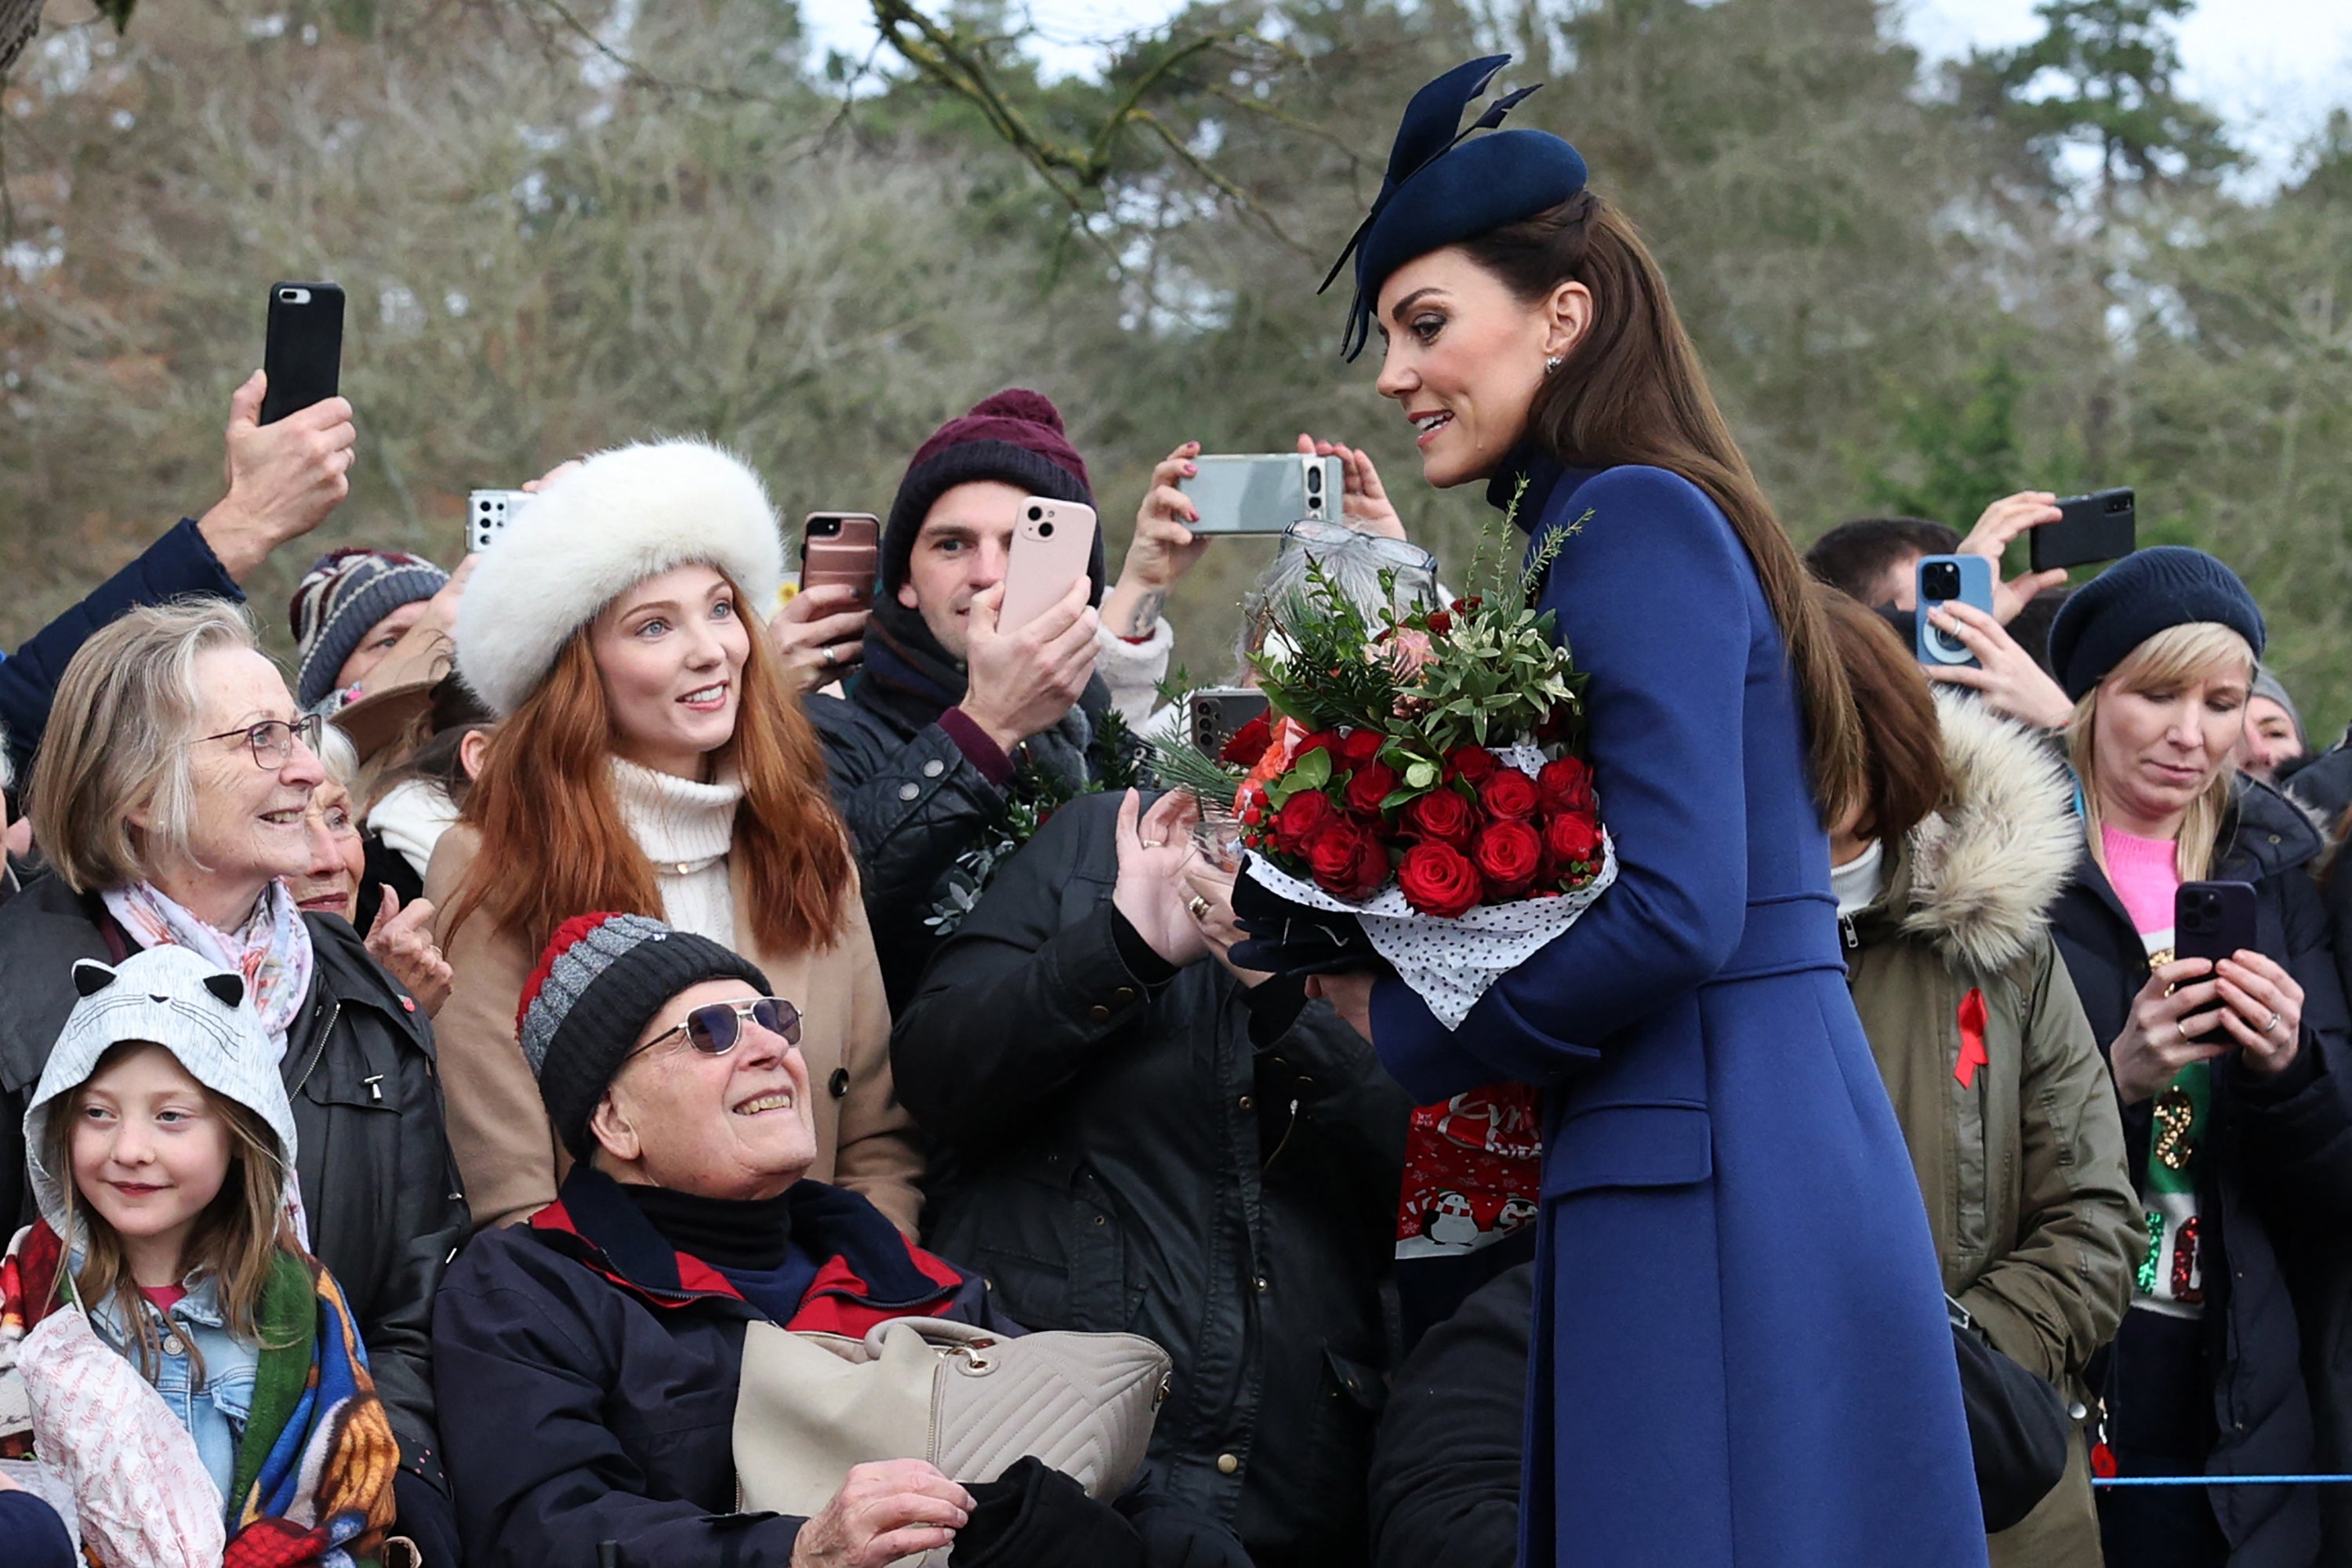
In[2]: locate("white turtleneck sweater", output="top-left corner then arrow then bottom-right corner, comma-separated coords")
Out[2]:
610,757 -> 743,945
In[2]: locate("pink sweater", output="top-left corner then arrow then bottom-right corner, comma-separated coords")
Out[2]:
2102,823 -> 2181,938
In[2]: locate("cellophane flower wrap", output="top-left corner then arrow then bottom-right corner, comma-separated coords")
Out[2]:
1160,501 -> 1613,1028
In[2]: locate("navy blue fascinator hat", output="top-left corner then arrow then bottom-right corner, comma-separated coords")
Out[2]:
1322,55 -> 1588,361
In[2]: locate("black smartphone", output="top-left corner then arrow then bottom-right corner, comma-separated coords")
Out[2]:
2176,880 -> 2258,1044
260,281 -> 345,425
2030,488 -> 2136,574
1189,687 -> 1270,754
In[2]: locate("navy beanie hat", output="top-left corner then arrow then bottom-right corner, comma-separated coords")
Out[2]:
2045,546 -> 2265,702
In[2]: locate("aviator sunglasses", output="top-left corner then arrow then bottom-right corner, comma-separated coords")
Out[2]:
628,996 -> 802,1062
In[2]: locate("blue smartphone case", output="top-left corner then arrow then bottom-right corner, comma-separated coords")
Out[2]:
1915,555 -> 1995,670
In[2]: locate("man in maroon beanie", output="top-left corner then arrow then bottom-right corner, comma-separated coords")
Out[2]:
807,389 -> 1117,1007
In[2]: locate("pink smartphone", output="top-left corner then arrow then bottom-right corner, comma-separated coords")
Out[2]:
999,497 -> 1098,633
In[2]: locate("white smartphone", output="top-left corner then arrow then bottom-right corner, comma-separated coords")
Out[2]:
999,498 -> 1098,633
1178,453 -> 1344,534
468,488 -> 535,554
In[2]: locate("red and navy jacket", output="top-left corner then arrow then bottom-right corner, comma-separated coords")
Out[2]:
429,1166 -> 1014,1568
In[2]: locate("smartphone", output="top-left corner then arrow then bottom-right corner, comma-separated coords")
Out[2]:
260,281 -> 345,425
2176,880 -> 2259,1044
1915,554 -> 1995,669
1000,498 -> 1098,633
2031,488 -> 2136,574
800,513 -> 880,603
1178,454 -> 1345,535
1189,688 -> 1270,754
468,489 -> 534,554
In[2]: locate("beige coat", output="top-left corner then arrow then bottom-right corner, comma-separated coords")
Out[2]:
424,826 -> 923,1234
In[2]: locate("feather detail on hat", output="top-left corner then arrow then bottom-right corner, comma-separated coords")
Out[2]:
456,439 -> 783,717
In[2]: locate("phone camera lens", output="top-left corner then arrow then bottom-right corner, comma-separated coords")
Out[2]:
1306,470 -> 1323,492
1037,521 -> 1054,538
1924,563 -> 1959,599
1027,506 -> 1044,521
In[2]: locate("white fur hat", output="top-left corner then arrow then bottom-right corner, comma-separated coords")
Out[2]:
455,439 -> 785,717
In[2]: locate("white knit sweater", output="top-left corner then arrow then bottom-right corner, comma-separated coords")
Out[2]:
611,758 -> 743,944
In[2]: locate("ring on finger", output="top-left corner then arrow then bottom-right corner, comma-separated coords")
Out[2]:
2267,1011 -> 2284,1036
2176,1020 -> 2188,1046
821,645 -> 836,666
1188,895 -> 1213,920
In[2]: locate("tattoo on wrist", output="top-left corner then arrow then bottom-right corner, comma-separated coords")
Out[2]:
1122,590 -> 1166,637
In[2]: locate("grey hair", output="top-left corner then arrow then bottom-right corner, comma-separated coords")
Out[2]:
27,599 -> 264,893
315,720 -> 360,790
1234,535 -> 1442,677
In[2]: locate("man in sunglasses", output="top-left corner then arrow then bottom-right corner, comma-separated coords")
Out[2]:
432,909 -> 1247,1568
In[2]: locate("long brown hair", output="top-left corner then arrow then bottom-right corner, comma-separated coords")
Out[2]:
1817,586 -> 1947,845
446,569 -> 854,957
1460,191 -> 1865,825
45,1041 -> 296,1381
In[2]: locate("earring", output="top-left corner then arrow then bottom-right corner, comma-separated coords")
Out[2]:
1544,354 -> 1563,375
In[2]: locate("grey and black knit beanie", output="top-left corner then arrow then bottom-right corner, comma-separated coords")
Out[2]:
289,546 -> 449,710
515,911 -> 771,1160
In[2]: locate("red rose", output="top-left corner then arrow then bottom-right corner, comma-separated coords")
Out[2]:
1403,788 -> 1476,849
1297,729 -> 1340,759
1479,768 -> 1541,822
1338,728 -> 1384,770
1220,713 -> 1273,768
1448,746 -> 1500,785
1274,789 -> 1337,851
1543,811 -> 1601,869
1473,819 -> 1543,900
1306,818 -> 1390,899
1345,761 -> 1400,817
1397,842 -> 1481,919
1425,610 -> 1453,637
1537,756 -> 1594,813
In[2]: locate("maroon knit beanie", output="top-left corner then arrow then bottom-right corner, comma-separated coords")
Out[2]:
879,389 -> 1101,602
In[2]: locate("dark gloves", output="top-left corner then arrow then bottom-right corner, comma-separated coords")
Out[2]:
951,1457 -> 1142,1568
392,1468 -> 464,1568
1229,864 -> 1388,978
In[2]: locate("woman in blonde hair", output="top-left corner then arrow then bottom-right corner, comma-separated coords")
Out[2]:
2041,546 -> 2352,1568
427,439 -> 920,1234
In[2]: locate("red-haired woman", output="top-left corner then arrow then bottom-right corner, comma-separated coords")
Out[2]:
426,441 -> 920,1232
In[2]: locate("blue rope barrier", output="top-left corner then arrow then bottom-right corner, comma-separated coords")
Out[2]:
2094,1475 -> 2352,1488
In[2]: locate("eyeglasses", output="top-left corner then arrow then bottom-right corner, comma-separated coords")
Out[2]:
194,713 -> 325,771
628,996 -> 802,1062
1281,519 -> 1441,584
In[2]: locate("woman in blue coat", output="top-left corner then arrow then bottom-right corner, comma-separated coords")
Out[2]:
1304,57 -> 1987,1566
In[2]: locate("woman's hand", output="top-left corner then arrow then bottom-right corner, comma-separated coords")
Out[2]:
1112,789 -> 1210,968
1305,971 -> 1377,1041
769,583 -> 870,695
1102,442 -> 1209,640
788,1459 -> 973,1568
2212,949 -> 2305,1076
1957,490 -> 2069,623
2110,957 -> 2232,1104
1297,434 -> 1405,539
1920,600 -> 2076,730
365,888 -> 453,1018
1181,861 -> 1271,988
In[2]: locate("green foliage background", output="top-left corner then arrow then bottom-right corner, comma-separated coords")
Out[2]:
2,0 -> 2347,729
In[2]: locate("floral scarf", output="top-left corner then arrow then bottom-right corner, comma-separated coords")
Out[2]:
103,880 -> 315,1048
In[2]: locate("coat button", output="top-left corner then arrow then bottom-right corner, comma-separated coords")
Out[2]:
1216,1453 -> 1240,1475
1254,1275 -> 1269,1294
1112,986 -> 1137,1005
1238,1094 -> 1254,1111
162,1334 -> 187,1357
829,1068 -> 851,1099
898,782 -> 920,802
923,758 -> 946,779
1087,1004 -> 1112,1022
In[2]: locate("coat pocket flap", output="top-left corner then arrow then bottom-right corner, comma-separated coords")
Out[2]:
1541,1102 -> 1712,1197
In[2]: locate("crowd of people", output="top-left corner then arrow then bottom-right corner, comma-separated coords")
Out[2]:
0,47 -> 2349,1568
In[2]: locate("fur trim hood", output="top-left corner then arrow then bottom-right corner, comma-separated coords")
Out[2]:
1882,693 -> 2082,972
456,440 -> 784,717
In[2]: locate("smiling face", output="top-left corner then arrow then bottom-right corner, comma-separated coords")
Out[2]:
287,779 -> 366,922
896,481 -> 1026,661
333,601 -> 428,695
2089,647 -> 2252,837
590,978 -> 815,1201
2239,694 -> 2303,782
589,564 -> 752,780
68,1042 -> 236,1287
1371,248 -> 1590,488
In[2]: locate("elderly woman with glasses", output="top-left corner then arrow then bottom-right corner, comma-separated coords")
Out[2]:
0,599 -> 470,1563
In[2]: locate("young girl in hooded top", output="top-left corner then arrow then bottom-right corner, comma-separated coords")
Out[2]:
0,944 -> 405,1568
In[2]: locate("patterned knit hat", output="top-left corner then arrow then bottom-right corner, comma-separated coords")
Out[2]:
24,947 -> 300,1230
289,546 -> 449,710
880,389 -> 1101,602
515,912 -> 772,1160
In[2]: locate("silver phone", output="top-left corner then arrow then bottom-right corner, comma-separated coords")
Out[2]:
468,489 -> 534,554
1178,453 -> 1344,535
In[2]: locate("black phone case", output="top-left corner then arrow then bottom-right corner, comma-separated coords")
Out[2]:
2031,488 -> 2136,573
1189,691 -> 1270,753
260,282 -> 345,425
2176,880 -> 2257,1044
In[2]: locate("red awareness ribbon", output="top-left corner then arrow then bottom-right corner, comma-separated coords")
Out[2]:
1956,986 -> 1990,1089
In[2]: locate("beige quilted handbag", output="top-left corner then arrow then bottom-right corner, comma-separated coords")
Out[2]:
732,1316 -> 1171,1524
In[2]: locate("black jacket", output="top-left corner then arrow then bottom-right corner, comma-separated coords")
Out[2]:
0,875 -> 470,1503
2047,779 -> 2352,1566
891,790 -> 1414,1566
1367,1261 -> 1529,1568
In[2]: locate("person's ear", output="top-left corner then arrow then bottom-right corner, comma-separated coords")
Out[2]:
1542,280 -> 1593,363
589,1091 -> 641,1165
458,728 -> 492,782
896,578 -> 920,612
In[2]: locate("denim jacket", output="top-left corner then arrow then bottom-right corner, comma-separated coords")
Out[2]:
86,1269 -> 258,1509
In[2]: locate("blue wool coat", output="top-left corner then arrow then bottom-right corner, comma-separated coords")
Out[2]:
1370,452 -> 1988,1567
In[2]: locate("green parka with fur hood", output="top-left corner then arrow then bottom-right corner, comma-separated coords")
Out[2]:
1843,695 -> 2142,1566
